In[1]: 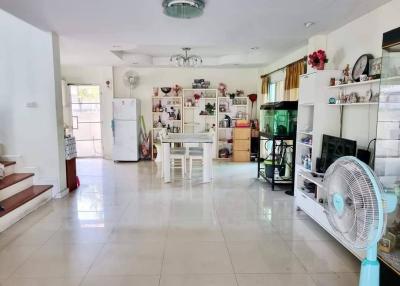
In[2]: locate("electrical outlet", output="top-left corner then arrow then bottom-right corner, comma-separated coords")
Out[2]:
26,102 -> 38,108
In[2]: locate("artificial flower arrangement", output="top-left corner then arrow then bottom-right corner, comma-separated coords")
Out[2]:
193,93 -> 201,105
173,84 -> 182,96
218,83 -> 227,96
308,50 -> 328,70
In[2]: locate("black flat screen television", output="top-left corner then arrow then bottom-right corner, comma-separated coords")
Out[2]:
319,134 -> 357,173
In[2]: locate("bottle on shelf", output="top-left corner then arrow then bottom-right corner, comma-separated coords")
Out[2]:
158,100 -> 162,112
167,124 -> 171,133
176,110 -> 181,120
157,116 -> 162,128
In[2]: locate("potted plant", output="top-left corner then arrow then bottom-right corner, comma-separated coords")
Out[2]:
205,103 -> 216,115
308,50 -> 328,70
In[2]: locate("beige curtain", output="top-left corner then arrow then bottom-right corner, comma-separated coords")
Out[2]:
261,75 -> 269,102
284,59 -> 306,101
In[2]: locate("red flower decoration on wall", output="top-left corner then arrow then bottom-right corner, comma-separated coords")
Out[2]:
308,50 -> 328,69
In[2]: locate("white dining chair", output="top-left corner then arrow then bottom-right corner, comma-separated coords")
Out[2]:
187,128 -> 215,179
160,129 -> 186,179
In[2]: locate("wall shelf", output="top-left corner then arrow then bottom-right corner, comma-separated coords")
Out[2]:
297,130 -> 313,136
327,102 -> 379,106
328,79 -> 380,89
297,141 -> 313,148
152,96 -> 182,99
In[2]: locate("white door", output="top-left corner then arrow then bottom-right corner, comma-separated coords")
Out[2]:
113,99 -> 137,120
113,120 -> 139,161
70,85 -> 103,157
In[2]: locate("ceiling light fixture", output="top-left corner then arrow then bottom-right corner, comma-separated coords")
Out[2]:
163,0 -> 205,19
250,47 -> 260,51
170,47 -> 203,67
304,21 -> 315,28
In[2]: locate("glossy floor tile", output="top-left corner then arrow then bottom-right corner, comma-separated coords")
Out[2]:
163,241 -> 233,274
81,275 -> 160,286
0,159 -> 361,285
160,274 -> 237,286
236,274 -> 317,286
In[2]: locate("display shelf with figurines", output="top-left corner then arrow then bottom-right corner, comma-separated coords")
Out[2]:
151,86 -> 183,160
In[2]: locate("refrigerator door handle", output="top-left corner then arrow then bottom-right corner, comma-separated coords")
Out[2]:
112,120 -> 115,141
112,102 -> 114,140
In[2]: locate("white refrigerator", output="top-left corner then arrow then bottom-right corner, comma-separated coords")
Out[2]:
112,98 -> 141,162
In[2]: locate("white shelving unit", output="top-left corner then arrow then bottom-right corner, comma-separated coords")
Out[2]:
182,89 -> 218,158
295,70 -> 369,261
216,96 -> 249,160
151,94 -> 183,160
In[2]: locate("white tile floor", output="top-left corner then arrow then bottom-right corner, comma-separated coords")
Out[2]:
0,159 -> 360,286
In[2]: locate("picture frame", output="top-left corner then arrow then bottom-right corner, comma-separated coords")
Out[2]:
369,57 -> 382,79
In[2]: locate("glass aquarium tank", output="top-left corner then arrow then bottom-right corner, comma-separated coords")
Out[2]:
260,101 -> 298,137
375,26 -> 400,276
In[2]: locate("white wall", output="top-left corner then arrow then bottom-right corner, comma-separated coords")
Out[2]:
61,66 -> 114,159
325,0 -> 399,148
327,0 -> 400,69
258,46 -> 308,76
113,67 -> 259,131
0,10 -> 66,196
258,0 -> 400,148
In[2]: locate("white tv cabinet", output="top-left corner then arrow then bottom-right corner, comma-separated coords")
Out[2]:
294,70 -> 365,259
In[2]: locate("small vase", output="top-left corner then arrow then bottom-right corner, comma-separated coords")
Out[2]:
316,62 -> 325,70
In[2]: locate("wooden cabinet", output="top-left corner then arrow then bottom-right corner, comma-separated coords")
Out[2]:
233,128 -> 250,162
66,158 -> 77,192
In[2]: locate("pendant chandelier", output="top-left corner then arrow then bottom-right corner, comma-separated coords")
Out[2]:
162,0 -> 205,19
170,48 -> 203,67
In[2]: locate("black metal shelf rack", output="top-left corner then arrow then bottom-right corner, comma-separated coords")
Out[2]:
257,132 -> 296,192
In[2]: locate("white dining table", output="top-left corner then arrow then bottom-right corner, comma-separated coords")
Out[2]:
162,133 -> 213,183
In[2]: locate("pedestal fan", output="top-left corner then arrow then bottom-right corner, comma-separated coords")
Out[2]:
323,156 -> 397,286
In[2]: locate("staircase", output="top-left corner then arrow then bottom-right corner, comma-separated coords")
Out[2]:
0,161 -> 52,232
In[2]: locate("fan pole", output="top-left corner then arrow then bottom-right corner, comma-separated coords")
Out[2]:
359,244 -> 379,286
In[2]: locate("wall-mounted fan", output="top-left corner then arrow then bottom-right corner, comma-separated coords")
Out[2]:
123,70 -> 140,97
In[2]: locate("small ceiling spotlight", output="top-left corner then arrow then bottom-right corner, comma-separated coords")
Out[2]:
304,21 -> 315,28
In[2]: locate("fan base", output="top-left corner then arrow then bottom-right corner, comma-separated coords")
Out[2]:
359,258 -> 380,286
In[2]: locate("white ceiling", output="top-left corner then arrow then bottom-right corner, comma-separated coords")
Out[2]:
0,0 -> 391,67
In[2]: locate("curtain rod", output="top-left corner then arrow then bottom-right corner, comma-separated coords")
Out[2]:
260,56 -> 307,78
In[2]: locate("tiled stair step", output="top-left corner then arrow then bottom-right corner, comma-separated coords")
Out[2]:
0,185 -> 52,217
0,173 -> 34,201
0,161 -> 16,176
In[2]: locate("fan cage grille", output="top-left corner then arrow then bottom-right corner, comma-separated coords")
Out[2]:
323,157 -> 386,249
